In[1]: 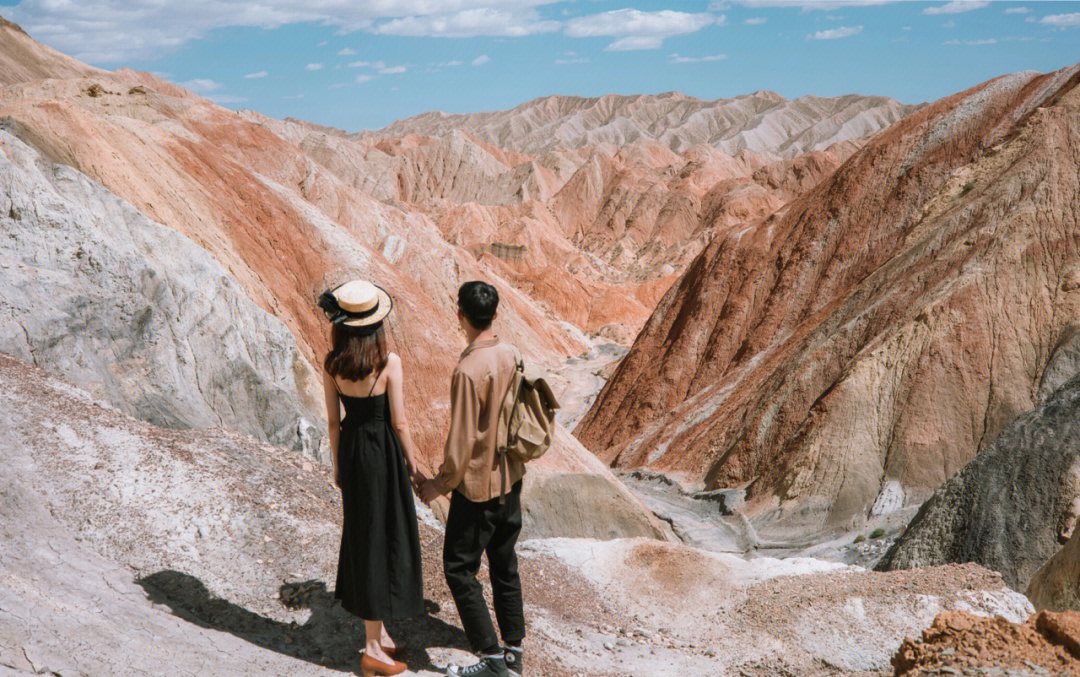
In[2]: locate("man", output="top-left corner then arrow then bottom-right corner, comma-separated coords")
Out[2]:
419,281 -> 525,677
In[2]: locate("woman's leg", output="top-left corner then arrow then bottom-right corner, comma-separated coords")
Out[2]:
364,620 -> 393,662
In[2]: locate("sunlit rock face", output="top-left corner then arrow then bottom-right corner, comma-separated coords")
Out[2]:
577,64 -> 1080,531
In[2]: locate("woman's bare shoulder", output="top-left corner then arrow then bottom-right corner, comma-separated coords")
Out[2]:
386,352 -> 402,369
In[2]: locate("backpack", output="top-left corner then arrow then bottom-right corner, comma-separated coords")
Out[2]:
497,345 -> 559,466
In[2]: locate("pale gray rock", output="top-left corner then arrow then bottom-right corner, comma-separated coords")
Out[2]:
0,353 -> 443,676
520,470 -> 672,541
359,91 -> 921,158
878,371 -> 1080,590
0,126 -> 324,455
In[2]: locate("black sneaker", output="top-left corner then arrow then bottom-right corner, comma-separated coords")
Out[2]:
446,654 -> 510,677
503,646 -> 523,676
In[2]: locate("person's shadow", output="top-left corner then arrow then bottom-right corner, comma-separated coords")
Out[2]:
136,570 -> 468,674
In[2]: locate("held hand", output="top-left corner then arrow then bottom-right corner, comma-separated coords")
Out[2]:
418,480 -> 442,505
410,468 -> 427,490
333,465 -> 342,489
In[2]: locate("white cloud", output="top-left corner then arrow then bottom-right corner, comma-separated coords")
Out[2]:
350,60 -> 386,69
744,17 -> 767,24
565,9 -> 716,37
808,24 -> 862,39
180,78 -> 224,93
337,47 -> 357,55
2,0 -> 563,62
374,8 -> 559,37
1040,13 -> 1080,27
379,64 -> 408,73
902,25 -> 911,30
943,37 -> 996,44
355,74 -> 374,83
733,0 -> 895,8
923,1 -> 988,15
305,63 -> 323,70
243,71 -> 268,79
554,56 -> 589,64
669,52 -> 727,62
471,54 -> 491,65
282,94 -> 305,99
604,35 -> 662,50
943,20 -> 956,27
437,60 -> 464,66
1004,6 -> 1029,14
565,9 -> 717,51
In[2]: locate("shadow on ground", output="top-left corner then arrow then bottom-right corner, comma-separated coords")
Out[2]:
137,570 -> 468,674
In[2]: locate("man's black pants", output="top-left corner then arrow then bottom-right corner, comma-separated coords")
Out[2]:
443,480 -> 525,654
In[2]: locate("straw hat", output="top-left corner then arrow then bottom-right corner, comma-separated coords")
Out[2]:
318,280 -> 393,328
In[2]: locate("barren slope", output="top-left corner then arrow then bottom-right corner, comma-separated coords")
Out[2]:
577,64 -> 1080,531
0,354 -> 1034,677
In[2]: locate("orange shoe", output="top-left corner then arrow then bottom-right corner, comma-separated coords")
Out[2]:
360,652 -> 407,676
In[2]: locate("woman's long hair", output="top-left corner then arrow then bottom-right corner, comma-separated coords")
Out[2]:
324,322 -> 389,382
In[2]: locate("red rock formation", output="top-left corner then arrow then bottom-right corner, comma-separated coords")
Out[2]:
893,610 -> 1080,676
576,64 -> 1080,529
272,109 -> 859,340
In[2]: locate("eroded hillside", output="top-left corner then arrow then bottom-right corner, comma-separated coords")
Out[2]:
577,64 -> 1080,533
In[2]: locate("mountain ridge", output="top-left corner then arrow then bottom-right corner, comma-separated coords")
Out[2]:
359,89 -> 922,158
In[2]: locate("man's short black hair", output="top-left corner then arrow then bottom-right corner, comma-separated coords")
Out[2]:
458,281 -> 499,331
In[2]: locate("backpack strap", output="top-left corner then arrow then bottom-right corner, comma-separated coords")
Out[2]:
498,343 -> 524,503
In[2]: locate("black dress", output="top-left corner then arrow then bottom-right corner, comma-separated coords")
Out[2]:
334,380 -> 424,620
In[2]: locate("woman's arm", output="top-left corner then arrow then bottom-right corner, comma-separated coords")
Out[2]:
323,369 -> 342,488
385,352 -> 422,481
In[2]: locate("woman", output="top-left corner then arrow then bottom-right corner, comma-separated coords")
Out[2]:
319,279 -> 424,677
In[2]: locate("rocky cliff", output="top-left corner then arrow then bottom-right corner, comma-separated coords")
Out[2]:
878,371 -> 1080,591
0,125 -> 323,454
576,64 -> 1080,532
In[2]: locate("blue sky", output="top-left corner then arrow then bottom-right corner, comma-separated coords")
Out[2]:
1,1 -> 1078,132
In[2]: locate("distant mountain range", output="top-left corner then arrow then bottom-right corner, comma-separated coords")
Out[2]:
361,90 -> 922,157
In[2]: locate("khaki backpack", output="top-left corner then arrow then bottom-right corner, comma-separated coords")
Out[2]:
497,345 -> 559,467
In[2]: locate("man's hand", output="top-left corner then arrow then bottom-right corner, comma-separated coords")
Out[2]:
418,479 -> 443,505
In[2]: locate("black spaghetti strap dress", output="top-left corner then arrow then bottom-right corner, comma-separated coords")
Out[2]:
334,377 -> 425,620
